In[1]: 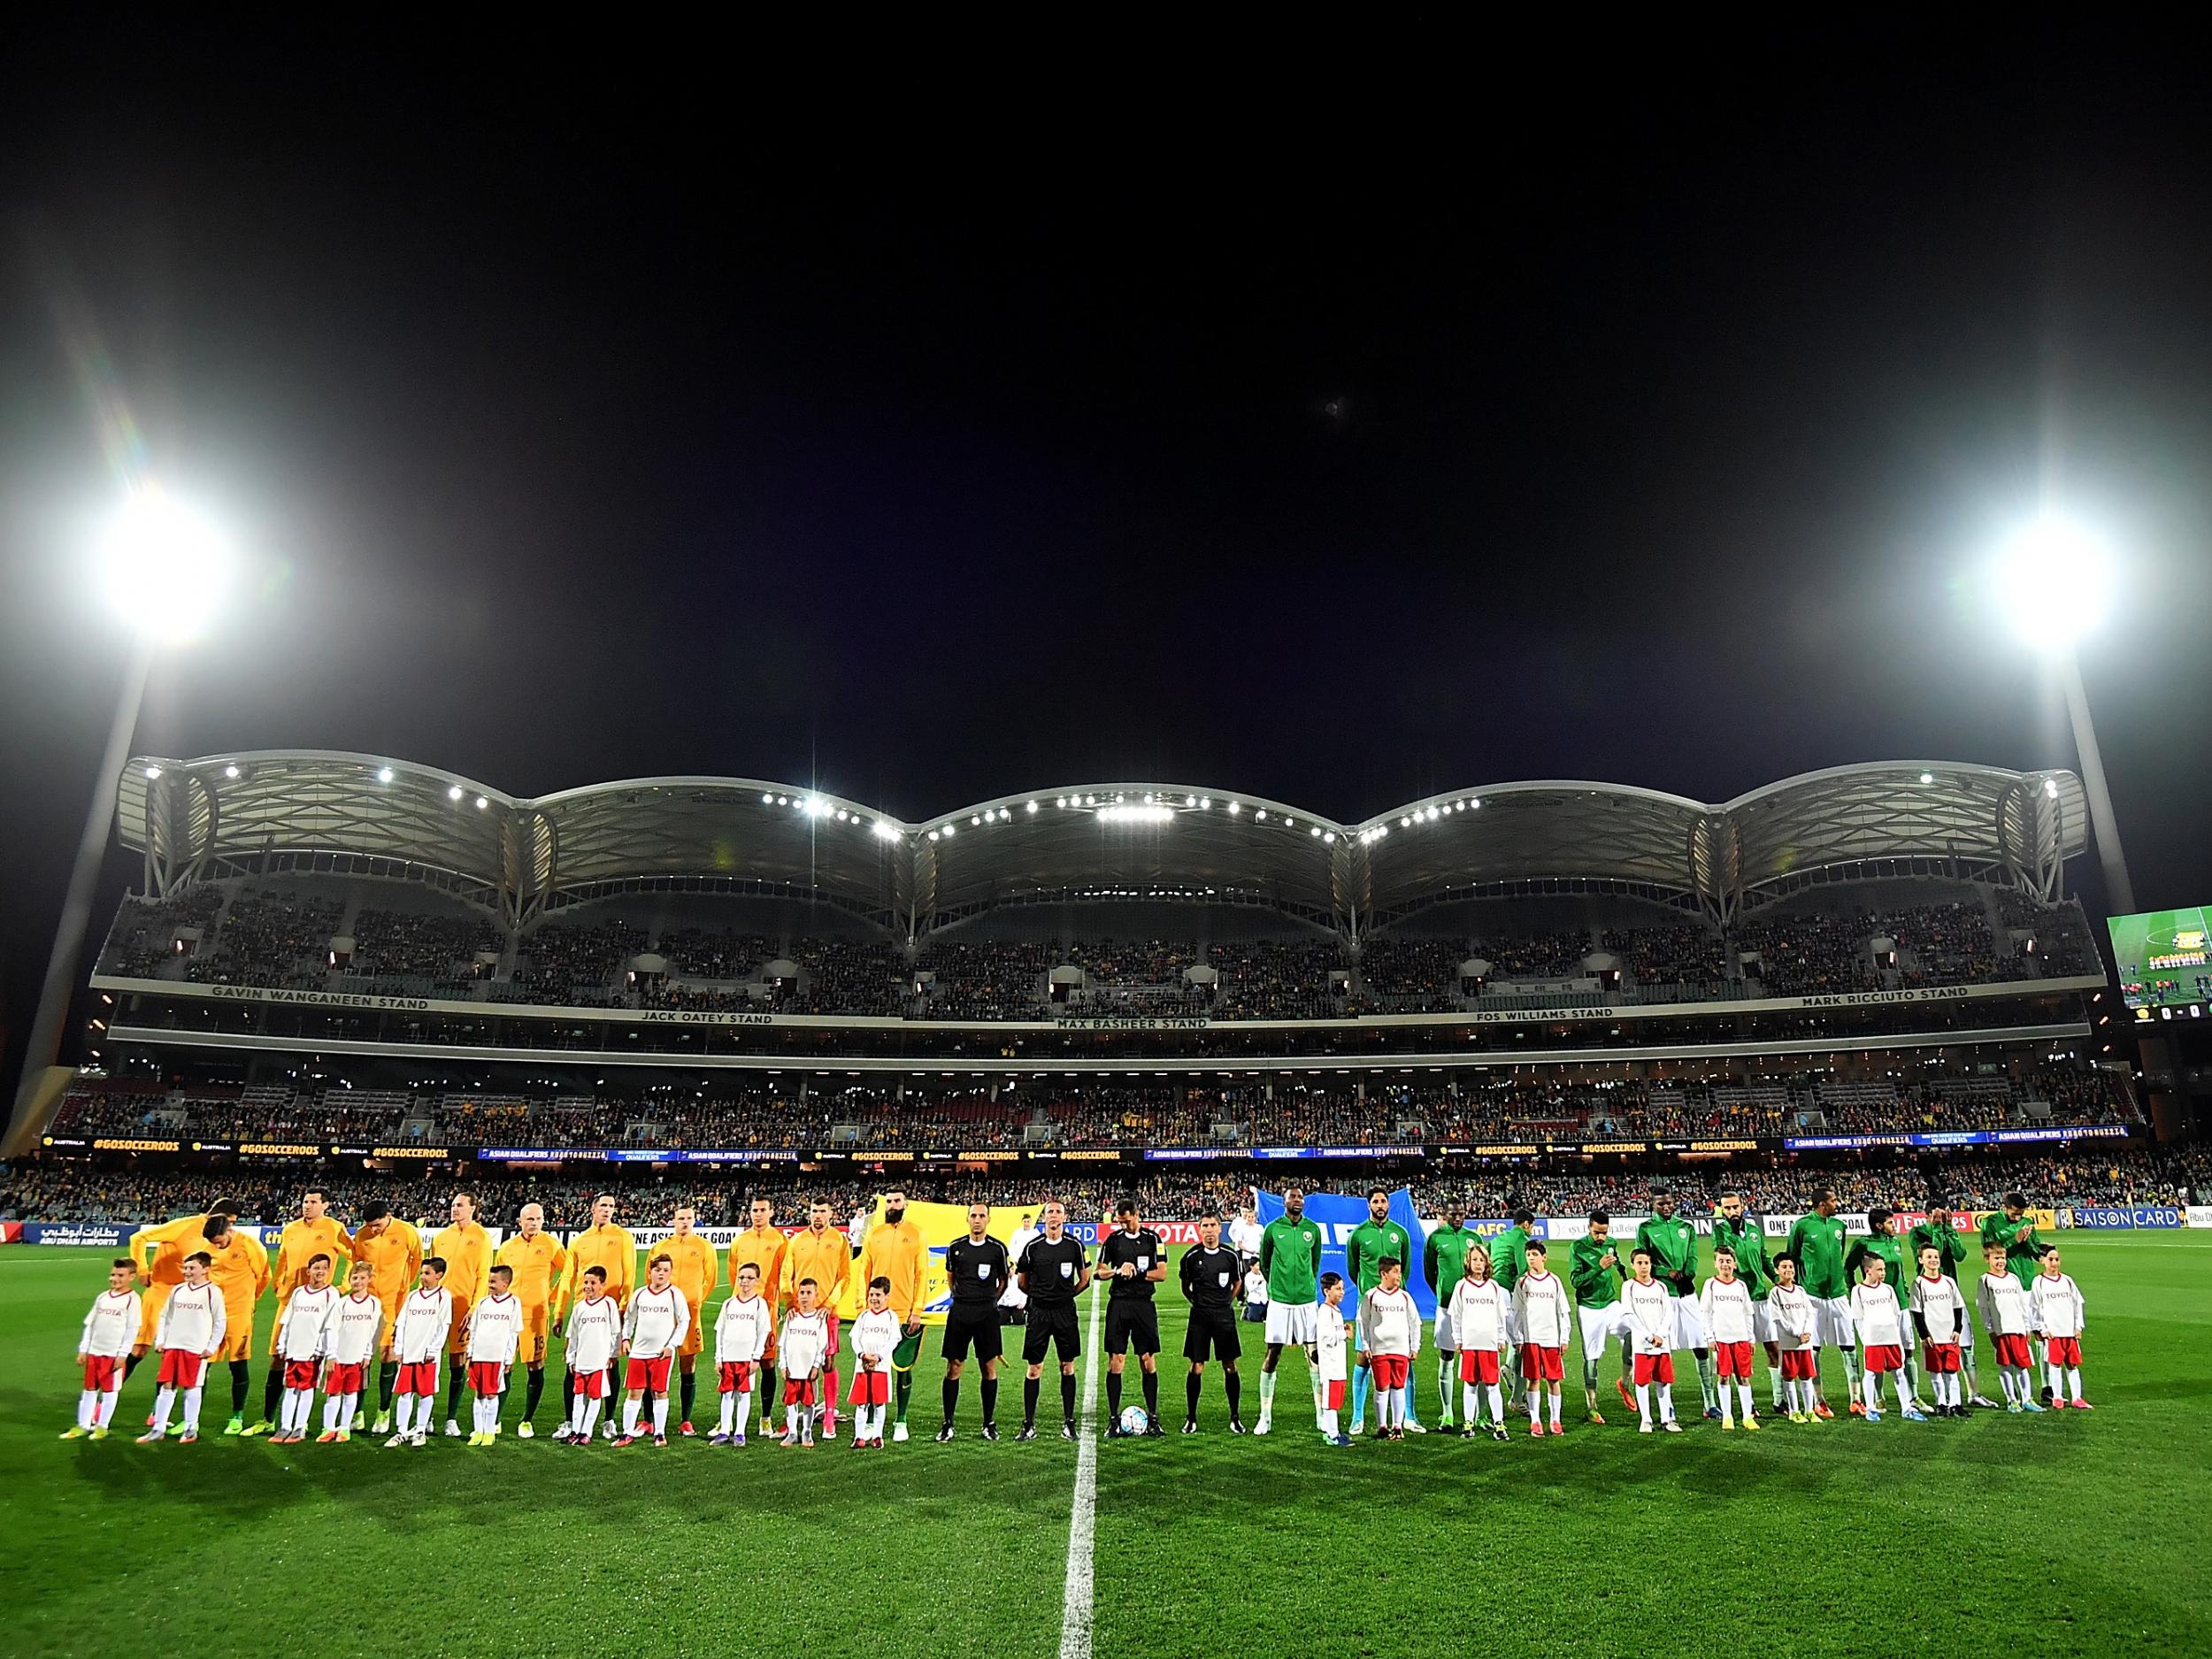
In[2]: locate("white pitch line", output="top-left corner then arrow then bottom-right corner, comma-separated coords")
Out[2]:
1058,1277 -> 1104,1659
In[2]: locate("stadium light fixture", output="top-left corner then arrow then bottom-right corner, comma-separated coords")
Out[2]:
96,487 -> 235,646
1095,803 -> 1174,825
474,795 -> 488,810
448,784 -> 464,802
1994,515 -> 2113,653
1026,801 -> 1039,813
142,764 -> 162,780
224,763 -> 241,779
376,766 -> 395,784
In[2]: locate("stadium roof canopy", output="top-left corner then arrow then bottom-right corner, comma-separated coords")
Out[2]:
117,751 -> 2088,934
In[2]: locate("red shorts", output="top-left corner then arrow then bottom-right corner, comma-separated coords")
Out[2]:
81,1355 -> 122,1392
718,1361 -> 756,1394
848,1368 -> 890,1406
1780,1349 -> 1816,1380
156,1349 -> 206,1390
2046,1335 -> 2082,1367
1714,1340 -> 1755,1379
783,1376 -> 816,1406
573,1367 -> 610,1401
284,1358 -> 320,1390
469,1360 -> 506,1395
1458,1349 -> 1501,1386
625,1355 -> 672,1393
1863,1344 -> 1903,1374
396,1359 -> 438,1397
1323,1379 -> 1345,1410
1923,1343 -> 1961,1373
1993,1333 -> 2032,1368
1633,1352 -> 1675,1386
326,1361 -> 366,1395
1519,1344 -> 1563,1382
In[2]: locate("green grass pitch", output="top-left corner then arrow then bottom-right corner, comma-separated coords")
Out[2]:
4,1235 -> 2209,1658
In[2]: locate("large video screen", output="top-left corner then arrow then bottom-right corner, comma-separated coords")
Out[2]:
2109,905 -> 2212,1019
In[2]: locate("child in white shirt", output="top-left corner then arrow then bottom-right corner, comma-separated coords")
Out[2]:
1444,1248 -> 1510,1441
2029,1247 -> 2090,1409
1358,1259 -> 1421,1440
1315,1272 -> 1352,1446
465,1265 -> 526,1445
849,1278 -> 903,1448
712,1262 -> 774,1445
779,1279 -> 832,1447
66,1258 -> 142,1440
1977,1244 -> 2044,1413
272,1254 -> 339,1443
1847,1256 -> 1908,1422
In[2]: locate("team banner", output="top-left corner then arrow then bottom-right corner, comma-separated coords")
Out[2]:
851,1196 -> 1036,1326
1255,1187 -> 1433,1318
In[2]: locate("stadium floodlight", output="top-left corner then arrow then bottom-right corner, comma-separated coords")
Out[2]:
448,784 -> 464,801
1026,801 -> 1039,813
1919,772 -> 1934,785
224,764 -> 241,779
142,764 -> 162,780
872,818 -> 899,841
1095,803 -> 1174,825
376,766 -> 395,784
474,795 -> 488,810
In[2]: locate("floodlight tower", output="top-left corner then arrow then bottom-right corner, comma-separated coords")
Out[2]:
7,488 -> 234,1139
1995,515 -> 2135,914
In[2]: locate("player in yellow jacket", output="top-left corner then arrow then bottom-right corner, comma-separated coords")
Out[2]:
555,1193 -> 636,1433
857,1190 -> 926,1440
495,1202 -> 567,1437
245,1188 -> 355,1436
780,1201 -> 851,1437
349,1202 -> 423,1432
125,1201 -> 237,1387
431,1193 -> 494,1437
657,1204 -> 719,1435
198,1213 -> 270,1434
728,1196 -> 788,1422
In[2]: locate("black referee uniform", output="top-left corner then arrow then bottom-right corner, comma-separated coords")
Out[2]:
1179,1242 -> 1243,1364
1019,1232 -> 1088,1366
941,1235 -> 1010,1364
1099,1226 -> 1164,1357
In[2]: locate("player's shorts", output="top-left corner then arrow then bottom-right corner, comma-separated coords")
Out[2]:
625,1354 -> 673,1393
848,1368 -> 890,1406
1779,1348 -> 1816,1380
1323,1378 -> 1346,1410
718,1361 -> 756,1394
1578,1303 -> 1625,1356
1923,1343 -> 1961,1374
136,1281 -> 172,1347
1263,1299 -> 1318,1347
284,1358 -> 320,1390
1183,1308 -> 1242,1364
468,1360 -> 507,1394
157,1348 -> 208,1389
214,1302 -> 255,1363
1103,1300 -> 1160,1357
81,1355 -> 122,1392
1519,1344 -> 1563,1382
1751,1297 -> 1778,1344
1633,1353 -> 1676,1386
941,1304 -> 1005,1364
1993,1333 -> 2032,1368
1813,1296 -> 1855,1348
1023,1302 -> 1081,1365
1714,1340 -> 1754,1379
573,1366 -> 610,1401
1458,1348 -> 1501,1386
326,1361 -> 366,1395
396,1359 -> 438,1396
447,1292 -> 474,1355
680,1297 -> 705,1357
1361,1352 -> 1403,1389
1863,1344 -> 1903,1374
2045,1335 -> 2082,1367
782,1376 -> 816,1406
518,1302 -> 550,1364
1671,1297 -> 1709,1349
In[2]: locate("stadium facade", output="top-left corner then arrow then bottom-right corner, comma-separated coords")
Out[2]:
8,749 -> 2147,1216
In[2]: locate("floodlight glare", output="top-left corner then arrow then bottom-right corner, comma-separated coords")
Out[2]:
96,488 -> 234,644
1994,516 -> 2112,651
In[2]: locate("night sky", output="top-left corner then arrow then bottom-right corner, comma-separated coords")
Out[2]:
4,24 -> 2209,1083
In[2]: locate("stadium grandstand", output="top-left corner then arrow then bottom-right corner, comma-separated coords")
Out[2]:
1,749 -> 2151,1224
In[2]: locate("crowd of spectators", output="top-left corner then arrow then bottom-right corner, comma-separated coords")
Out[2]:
97,887 -> 226,977
183,888 -> 344,989
349,907 -> 506,994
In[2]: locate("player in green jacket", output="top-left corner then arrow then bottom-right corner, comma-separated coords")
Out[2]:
1637,1199 -> 1717,1417
1568,1215 -> 1627,1424
1256,1190 -> 1326,1434
1424,1204 -> 1480,1428
1711,1193 -> 1781,1413
1908,1199 -> 1996,1407
1346,1189 -> 1419,1432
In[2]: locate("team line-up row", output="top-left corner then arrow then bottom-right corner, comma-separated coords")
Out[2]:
61,1186 -> 2095,1448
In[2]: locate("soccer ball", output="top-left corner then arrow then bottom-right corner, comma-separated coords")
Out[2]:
1118,1406 -> 1149,1436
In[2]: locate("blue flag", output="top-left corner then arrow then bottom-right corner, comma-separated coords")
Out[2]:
1255,1186 -> 1436,1319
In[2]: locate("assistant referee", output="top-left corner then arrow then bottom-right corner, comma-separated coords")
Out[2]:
1179,1210 -> 1246,1433
1016,1200 -> 1090,1440
939,1202 -> 1010,1440
1099,1196 -> 1167,1437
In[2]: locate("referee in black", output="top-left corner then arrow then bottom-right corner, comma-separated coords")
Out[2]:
1099,1195 -> 1168,1437
1179,1210 -> 1246,1433
938,1202 -> 1010,1440
1016,1199 -> 1090,1440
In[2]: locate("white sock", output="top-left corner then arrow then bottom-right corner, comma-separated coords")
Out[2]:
2046,1362 -> 2064,1399
151,1386 -> 176,1432
1528,1392 -> 1542,1427
1440,1359 -> 1454,1418
1486,1383 -> 1502,1423
1549,1389 -> 1562,1426
78,1390 -> 99,1431
1259,1371 -> 1278,1416
718,1394 -> 735,1434
1736,1381 -> 1755,1421
1770,1359 -> 1786,1407
623,1399 -> 641,1437
652,1397 -> 668,1434
1462,1382 -> 1479,1425
581,1397 -> 603,1438
1719,1379 -> 1734,1427
96,1388 -> 120,1429
1862,1371 -> 1879,1412
1636,1381 -> 1652,1426
181,1386 -> 204,1432
1320,1406 -> 1339,1437
1657,1385 -> 1675,1424
2066,1366 -> 2083,1402
786,1404 -> 800,1437
734,1393 -> 753,1436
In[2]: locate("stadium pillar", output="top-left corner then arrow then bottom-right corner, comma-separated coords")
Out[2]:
2056,646 -> 2135,916
5,641 -> 153,1146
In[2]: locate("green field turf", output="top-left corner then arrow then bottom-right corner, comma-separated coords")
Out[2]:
4,1235 -> 2210,1658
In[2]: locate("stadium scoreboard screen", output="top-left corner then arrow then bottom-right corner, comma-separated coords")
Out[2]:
2108,904 -> 2212,1020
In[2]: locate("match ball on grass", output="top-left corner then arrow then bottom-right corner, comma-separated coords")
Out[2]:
1118,1406 -> 1149,1436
